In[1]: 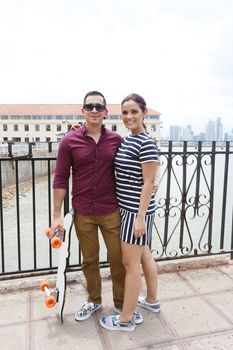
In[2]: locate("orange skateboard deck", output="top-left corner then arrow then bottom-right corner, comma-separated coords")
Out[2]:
40,209 -> 74,322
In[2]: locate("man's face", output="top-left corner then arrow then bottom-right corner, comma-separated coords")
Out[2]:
82,95 -> 108,127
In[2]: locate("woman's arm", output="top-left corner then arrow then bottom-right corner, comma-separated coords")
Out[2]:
134,161 -> 157,238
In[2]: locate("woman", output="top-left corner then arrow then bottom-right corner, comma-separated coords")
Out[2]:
100,93 -> 160,332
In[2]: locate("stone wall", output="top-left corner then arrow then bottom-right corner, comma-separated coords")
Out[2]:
1,151 -> 57,188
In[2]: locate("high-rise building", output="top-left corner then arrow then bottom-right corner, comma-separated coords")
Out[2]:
205,117 -> 223,141
170,125 -> 180,140
216,117 -> 223,140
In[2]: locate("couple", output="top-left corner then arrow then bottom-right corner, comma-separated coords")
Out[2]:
50,91 -> 160,332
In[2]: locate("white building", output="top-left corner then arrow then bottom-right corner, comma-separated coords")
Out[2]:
0,104 -> 161,143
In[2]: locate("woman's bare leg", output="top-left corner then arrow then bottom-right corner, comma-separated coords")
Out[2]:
120,241 -> 144,322
141,246 -> 158,303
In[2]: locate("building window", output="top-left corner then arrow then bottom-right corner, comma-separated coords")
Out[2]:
12,137 -> 21,142
35,137 -> 40,142
3,124 -> 7,131
112,125 -> 117,131
3,137 -> 8,141
146,115 -> 159,120
35,124 -> 40,131
24,124 -> 29,131
46,137 -> 51,142
11,115 -> 20,120
25,137 -> 29,142
14,124 -> 18,131
151,124 -> 156,132
108,115 -> 121,120
46,125 -> 51,131
57,125 -> 62,131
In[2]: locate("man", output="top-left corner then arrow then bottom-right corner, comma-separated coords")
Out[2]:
49,91 -> 126,321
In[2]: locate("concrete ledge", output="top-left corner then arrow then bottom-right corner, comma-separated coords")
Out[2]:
1,255 -> 232,294
157,254 -> 232,273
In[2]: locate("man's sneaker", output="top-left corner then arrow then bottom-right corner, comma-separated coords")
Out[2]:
99,315 -> 136,332
75,302 -> 102,321
137,297 -> 160,313
113,306 -> 143,324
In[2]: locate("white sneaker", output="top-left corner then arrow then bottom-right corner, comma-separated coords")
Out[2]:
113,306 -> 143,324
137,297 -> 160,313
99,315 -> 136,332
75,301 -> 102,321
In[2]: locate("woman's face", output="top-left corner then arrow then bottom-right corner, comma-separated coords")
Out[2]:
121,99 -> 147,134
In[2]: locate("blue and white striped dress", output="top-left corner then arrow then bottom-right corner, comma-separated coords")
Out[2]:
114,132 -> 159,245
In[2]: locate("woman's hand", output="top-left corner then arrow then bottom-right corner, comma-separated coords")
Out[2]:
71,123 -> 82,131
133,216 -> 146,239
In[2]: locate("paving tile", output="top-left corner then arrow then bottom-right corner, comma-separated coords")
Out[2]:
30,315 -> 103,350
218,264 -> 233,279
136,344 -> 180,350
0,323 -> 29,350
161,296 -> 231,337
0,291 -> 29,326
138,272 -> 194,303
63,283 -> 88,315
179,268 -> 233,293
183,332 -> 233,350
206,291 -> 233,322
99,308 -> 174,349
156,272 -> 195,300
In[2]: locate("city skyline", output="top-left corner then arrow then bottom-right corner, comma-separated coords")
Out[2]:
167,116 -> 233,141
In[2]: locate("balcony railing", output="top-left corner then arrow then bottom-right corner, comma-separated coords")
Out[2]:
1,140 -> 233,277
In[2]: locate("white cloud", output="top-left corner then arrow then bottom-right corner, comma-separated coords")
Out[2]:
0,0 -> 233,135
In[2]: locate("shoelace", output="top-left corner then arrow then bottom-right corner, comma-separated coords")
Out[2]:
79,302 -> 95,315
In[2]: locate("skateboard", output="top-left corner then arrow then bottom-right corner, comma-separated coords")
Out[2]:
40,209 -> 74,323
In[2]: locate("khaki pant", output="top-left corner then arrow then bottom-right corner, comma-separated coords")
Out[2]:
74,209 -> 125,308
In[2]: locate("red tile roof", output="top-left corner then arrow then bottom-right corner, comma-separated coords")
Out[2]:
0,104 -> 160,116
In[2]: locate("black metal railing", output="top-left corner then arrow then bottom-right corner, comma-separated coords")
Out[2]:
0,140 -> 233,277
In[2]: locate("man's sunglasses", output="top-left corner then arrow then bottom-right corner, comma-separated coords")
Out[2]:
83,103 -> 106,112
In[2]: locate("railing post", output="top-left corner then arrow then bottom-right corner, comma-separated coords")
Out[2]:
8,141 -> 14,158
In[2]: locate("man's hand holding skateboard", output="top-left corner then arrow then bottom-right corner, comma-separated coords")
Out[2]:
45,216 -> 64,248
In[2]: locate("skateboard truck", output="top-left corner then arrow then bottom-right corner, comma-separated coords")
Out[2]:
44,227 -> 63,249
40,280 -> 59,308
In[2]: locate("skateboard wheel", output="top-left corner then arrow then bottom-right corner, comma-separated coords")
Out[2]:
45,295 -> 56,308
51,236 -> 62,249
44,228 -> 51,237
40,280 -> 49,291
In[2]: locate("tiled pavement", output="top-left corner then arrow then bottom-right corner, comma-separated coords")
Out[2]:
1,258 -> 233,350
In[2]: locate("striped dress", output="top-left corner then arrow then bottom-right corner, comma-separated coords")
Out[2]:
114,132 -> 159,245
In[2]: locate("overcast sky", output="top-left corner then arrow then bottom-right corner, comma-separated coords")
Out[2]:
0,0 -> 233,136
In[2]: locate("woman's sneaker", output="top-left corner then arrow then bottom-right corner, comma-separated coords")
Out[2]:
137,297 -> 161,313
113,306 -> 143,324
75,301 -> 102,321
99,315 -> 136,332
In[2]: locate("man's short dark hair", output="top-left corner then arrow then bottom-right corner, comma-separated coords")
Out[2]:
83,91 -> 106,106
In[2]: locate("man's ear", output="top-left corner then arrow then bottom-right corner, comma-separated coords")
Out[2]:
104,108 -> 108,119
